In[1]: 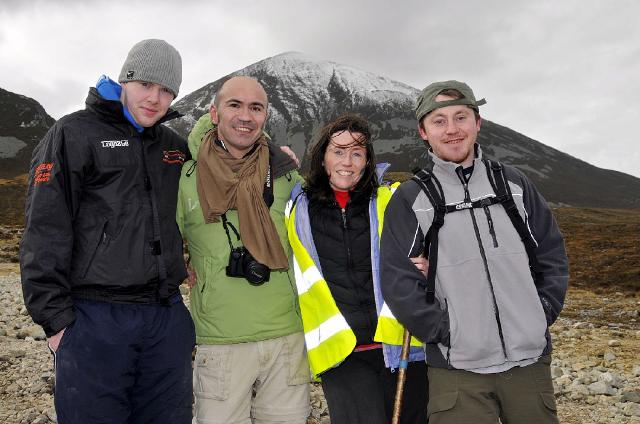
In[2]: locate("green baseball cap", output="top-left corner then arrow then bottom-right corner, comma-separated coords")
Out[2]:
415,80 -> 486,122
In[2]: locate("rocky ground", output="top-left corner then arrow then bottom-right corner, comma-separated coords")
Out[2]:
0,263 -> 638,423
1,206 -> 639,423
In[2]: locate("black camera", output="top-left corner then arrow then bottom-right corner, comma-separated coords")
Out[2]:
226,247 -> 270,285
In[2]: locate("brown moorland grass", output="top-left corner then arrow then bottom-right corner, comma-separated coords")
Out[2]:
554,207 -> 640,293
1,174 -> 639,300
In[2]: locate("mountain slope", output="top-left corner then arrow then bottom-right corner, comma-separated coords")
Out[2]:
0,88 -> 55,179
168,52 -> 640,208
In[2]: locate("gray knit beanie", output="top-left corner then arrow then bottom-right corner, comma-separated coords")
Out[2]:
118,39 -> 182,97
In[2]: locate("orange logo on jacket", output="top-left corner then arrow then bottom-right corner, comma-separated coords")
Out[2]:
162,150 -> 186,165
34,163 -> 53,185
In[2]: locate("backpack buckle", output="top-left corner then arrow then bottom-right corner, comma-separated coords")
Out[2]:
425,289 -> 435,303
432,205 -> 446,227
495,194 -> 510,204
480,197 -> 493,207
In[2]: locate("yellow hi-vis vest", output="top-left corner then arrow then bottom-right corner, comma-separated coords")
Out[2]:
286,184 -> 422,379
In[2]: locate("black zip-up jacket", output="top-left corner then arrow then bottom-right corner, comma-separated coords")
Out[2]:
20,88 -> 189,337
308,190 -> 378,345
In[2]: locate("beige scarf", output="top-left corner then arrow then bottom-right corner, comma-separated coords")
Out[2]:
196,130 -> 288,270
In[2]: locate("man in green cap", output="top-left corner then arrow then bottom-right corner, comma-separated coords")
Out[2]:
380,80 -> 568,423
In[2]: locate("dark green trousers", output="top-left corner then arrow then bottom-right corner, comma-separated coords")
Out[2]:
427,355 -> 558,424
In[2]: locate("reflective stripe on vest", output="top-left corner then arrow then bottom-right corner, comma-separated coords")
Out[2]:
286,185 -> 419,378
375,302 -> 423,347
373,184 -> 422,348
288,204 -> 356,378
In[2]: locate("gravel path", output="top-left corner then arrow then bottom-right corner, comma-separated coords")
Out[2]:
1,272 -> 639,423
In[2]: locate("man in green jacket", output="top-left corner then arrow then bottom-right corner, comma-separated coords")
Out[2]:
176,76 -> 310,423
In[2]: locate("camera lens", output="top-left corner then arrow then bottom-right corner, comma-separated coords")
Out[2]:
226,247 -> 270,285
244,262 -> 270,285
243,252 -> 270,285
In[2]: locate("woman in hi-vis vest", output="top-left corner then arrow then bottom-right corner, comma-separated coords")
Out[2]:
286,114 -> 428,424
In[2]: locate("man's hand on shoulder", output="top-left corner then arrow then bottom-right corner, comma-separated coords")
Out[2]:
279,146 -> 300,168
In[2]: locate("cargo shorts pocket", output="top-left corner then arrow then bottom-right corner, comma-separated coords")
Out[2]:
427,392 -> 458,418
531,355 -> 556,392
540,392 -> 557,412
193,345 -> 232,401
529,356 -> 558,414
284,333 -> 311,386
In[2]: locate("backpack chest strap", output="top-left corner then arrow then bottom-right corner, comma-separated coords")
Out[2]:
412,161 -> 543,305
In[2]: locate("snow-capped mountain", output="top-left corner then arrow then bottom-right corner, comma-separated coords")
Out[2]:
169,52 -> 420,163
168,52 -> 640,208
0,53 -> 637,207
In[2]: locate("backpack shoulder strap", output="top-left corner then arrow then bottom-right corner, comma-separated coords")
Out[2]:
411,169 -> 446,303
482,159 -> 543,284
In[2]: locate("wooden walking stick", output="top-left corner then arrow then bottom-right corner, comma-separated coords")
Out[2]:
391,328 -> 412,424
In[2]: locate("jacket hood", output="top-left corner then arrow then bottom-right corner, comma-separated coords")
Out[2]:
95,75 -> 143,132
375,163 -> 391,184
188,113 -> 214,159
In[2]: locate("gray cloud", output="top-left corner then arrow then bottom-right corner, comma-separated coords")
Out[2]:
0,0 -> 638,177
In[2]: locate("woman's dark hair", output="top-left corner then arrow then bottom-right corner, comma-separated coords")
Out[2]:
304,113 -> 378,203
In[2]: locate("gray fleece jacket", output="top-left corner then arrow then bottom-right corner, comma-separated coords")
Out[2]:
380,145 -> 569,370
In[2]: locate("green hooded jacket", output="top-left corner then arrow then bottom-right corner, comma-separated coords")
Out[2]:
177,114 -> 304,344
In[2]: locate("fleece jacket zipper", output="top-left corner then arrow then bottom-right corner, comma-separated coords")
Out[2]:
456,166 -> 508,360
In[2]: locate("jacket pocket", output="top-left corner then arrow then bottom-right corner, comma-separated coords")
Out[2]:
438,261 -> 504,368
193,345 -> 232,401
427,392 -> 458,418
198,257 -> 214,310
80,219 -> 109,279
441,298 -> 451,347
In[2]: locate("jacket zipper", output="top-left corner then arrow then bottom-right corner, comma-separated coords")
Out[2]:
456,167 -> 508,360
137,130 -> 166,283
341,201 -> 377,343
483,205 -> 499,247
341,207 -> 352,269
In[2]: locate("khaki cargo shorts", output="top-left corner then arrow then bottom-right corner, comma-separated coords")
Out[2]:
193,332 -> 311,424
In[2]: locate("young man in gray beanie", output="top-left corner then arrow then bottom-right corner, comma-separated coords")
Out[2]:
380,80 -> 568,423
20,39 -> 195,423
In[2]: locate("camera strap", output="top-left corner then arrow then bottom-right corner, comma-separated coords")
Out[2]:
263,163 -> 274,208
221,213 -> 241,250
213,138 -> 274,208
220,160 -> 272,252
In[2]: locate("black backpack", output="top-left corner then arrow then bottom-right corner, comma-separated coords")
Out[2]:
411,159 -> 543,303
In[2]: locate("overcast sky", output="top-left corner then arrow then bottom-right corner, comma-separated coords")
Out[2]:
1,0 -> 638,177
